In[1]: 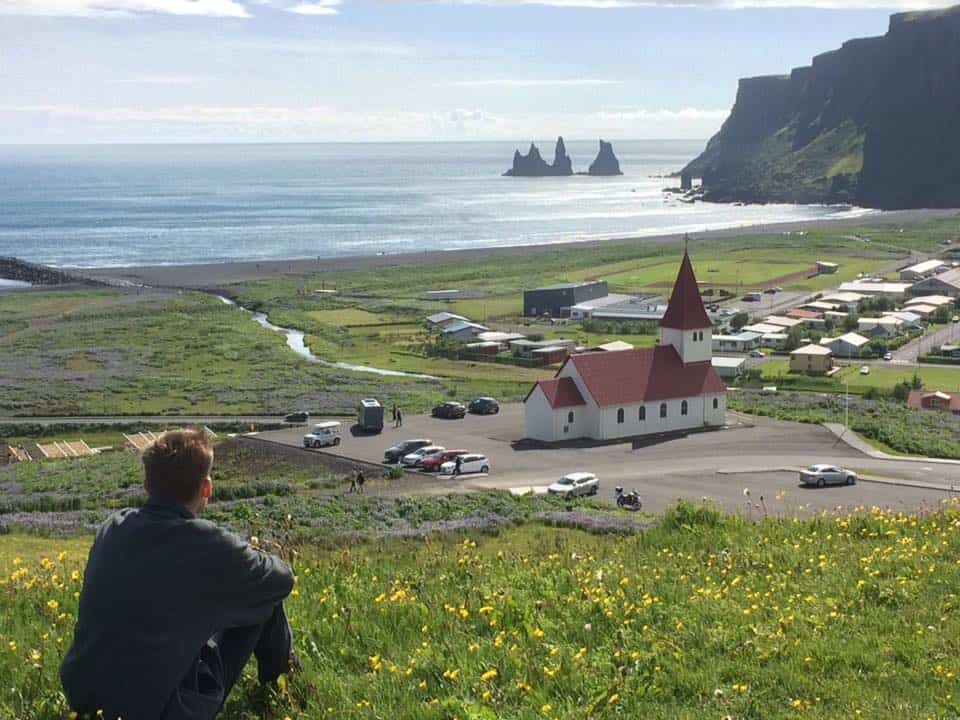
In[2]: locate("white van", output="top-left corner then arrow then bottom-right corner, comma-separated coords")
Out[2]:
303,421 -> 342,449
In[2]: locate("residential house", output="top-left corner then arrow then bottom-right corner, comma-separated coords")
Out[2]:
712,356 -> 746,379
712,331 -> 762,353
820,332 -> 871,358
789,345 -> 833,375
425,312 -> 469,331
441,320 -> 489,343
857,317 -> 902,338
908,390 -> 960,414
908,268 -> 960,298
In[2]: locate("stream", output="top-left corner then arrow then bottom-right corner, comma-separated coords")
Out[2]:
215,295 -> 439,380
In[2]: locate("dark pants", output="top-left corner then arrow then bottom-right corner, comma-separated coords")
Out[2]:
161,603 -> 292,720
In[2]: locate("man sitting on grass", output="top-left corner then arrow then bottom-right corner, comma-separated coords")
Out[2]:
61,429 -> 296,720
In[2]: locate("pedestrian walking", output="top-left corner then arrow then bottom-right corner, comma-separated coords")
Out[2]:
391,404 -> 397,424
454,455 -> 462,477
396,408 -> 403,428
348,474 -> 357,493
356,470 -> 366,495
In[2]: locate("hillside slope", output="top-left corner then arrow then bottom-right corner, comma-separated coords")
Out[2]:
684,5 -> 960,209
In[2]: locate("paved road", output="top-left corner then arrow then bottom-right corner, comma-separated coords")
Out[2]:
893,322 -> 960,363
0,415 -> 295,426
259,404 -> 960,516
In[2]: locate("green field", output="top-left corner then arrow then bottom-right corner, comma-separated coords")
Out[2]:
757,359 -> 960,393
5,500 -> 960,719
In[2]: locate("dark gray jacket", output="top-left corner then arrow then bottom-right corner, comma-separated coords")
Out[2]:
61,498 -> 294,720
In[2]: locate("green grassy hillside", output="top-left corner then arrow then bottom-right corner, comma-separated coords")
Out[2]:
3,500 -> 960,719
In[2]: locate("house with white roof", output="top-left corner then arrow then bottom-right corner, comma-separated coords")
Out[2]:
857,317 -> 903,338
524,253 -> 725,442
426,312 -> 469,331
838,280 -> 912,298
820,332 -> 871,357
906,294 -> 954,308
900,259 -> 945,282
441,320 -> 489,342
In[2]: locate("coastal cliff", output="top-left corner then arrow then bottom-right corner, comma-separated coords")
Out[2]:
504,137 -> 574,176
683,5 -> 960,209
588,140 -> 622,176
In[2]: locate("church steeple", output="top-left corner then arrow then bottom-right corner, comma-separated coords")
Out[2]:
659,251 -> 712,365
659,251 -> 711,331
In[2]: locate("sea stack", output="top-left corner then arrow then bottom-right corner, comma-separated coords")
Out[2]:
588,139 -> 622,176
503,136 -> 574,176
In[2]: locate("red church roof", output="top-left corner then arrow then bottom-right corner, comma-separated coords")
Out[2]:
659,251 -> 711,331
564,346 -> 725,407
527,377 -> 586,408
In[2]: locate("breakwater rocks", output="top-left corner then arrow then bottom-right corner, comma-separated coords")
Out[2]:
0,257 -> 101,287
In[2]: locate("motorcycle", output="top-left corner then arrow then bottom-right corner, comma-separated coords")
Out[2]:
615,486 -> 642,511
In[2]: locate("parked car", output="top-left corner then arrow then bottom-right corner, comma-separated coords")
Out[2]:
859,365 -> 870,375
420,449 -> 469,472
469,397 -> 501,415
432,401 -> 467,419
760,386 -> 778,395
440,453 -> 489,475
800,464 -> 857,488
883,352 -> 893,361
384,438 -> 432,464
749,350 -> 765,358
401,445 -> 445,468
302,421 -> 341,449
284,412 -> 309,424
547,472 -> 599,499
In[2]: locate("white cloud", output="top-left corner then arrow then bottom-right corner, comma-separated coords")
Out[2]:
441,0 -> 957,8
286,0 -> 339,13
0,0 -> 249,16
1,102 -> 726,141
451,78 -> 623,87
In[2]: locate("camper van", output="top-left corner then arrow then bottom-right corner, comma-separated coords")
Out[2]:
357,398 -> 384,433
303,421 -> 342,449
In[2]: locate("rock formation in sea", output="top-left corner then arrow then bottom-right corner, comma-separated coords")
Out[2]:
503,136 -> 574,177
682,5 -> 960,209
587,140 -> 622,176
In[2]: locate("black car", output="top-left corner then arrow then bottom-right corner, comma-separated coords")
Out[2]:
384,438 -> 432,463
432,401 -> 467,419
468,397 -> 500,415
284,412 -> 309,424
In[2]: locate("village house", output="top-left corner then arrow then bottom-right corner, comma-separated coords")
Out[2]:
425,312 -> 469,331
441,320 -> 489,342
900,259 -> 946,283
820,332 -> 871,358
857,317 -> 903,338
789,344 -> 833,375
712,331 -> 762,353
524,252 -> 725,443
908,389 -> 960,414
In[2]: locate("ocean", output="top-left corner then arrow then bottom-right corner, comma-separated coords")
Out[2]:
0,141 -> 875,268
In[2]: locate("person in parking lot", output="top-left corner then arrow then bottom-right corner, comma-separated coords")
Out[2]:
395,408 -> 403,428
356,469 -> 365,494
60,429 -> 297,720
454,455 -> 462,477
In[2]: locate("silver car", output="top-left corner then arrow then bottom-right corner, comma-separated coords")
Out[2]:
800,464 -> 857,488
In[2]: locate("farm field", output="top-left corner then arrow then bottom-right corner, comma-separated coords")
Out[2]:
4,501 -> 960,718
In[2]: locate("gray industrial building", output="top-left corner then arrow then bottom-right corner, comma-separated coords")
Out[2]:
523,280 -> 608,317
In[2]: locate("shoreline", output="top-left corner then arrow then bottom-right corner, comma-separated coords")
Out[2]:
58,208 -> 959,289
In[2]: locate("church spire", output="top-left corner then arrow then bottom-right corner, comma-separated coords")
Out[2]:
658,251 -> 711,331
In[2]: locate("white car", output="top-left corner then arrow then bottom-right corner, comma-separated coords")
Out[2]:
401,445 -> 445,468
302,421 -> 342,449
800,464 -> 857,488
547,472 -> 599,498
859,365 -> 870,375
440,453 -> 489,475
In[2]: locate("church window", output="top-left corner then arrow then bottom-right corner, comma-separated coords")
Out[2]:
659,403 -> 667,419
639,406 -> 646,421
713,398 -> 719,410
681,400 -> 689,416
567,411 -> 574,423
617,408 -> 624,424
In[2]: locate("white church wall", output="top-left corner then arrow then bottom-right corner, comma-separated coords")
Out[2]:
524,386 -> 558,442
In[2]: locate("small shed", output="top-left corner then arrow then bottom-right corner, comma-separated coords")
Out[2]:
816,261 -> 839,275
711,356 -> 746,379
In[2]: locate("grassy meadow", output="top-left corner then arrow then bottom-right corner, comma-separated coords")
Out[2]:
4,500 -> 960,719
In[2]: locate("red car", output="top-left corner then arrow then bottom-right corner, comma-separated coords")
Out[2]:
420,449 -> 468,472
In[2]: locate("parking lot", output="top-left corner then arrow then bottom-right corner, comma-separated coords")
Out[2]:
258,404 -> 960,515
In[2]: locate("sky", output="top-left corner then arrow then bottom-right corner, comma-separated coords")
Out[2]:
1,0 -> 958,143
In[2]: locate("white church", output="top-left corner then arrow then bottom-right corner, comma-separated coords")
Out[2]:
524,251 -> 726,442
